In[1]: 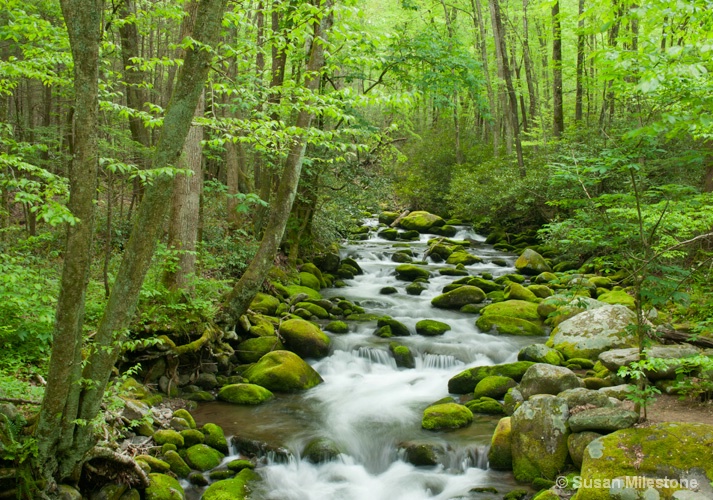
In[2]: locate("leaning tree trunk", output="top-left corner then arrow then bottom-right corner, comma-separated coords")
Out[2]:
35,0 -> 103,488
37,0 -> 228,485
222,0 -> 334,324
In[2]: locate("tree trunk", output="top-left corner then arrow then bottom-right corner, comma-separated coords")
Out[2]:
37,0 -> 228,485
575,0 -> 585,122
488,0 -> 525,175
222,0 -> 334,324
552,0 -> 564,137
163,92 -> 205,291
522,0 -> 538,122
36,0 -> 103,486
471,0 -> 498,154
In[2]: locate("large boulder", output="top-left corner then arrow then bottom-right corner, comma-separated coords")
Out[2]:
278,319 -> 331,359
431,286 -> 486,309
202,469 -> 258,500
476,315 -> 545,336
511,395 -> 570,482
548,304 -> 637,360
395,264 -> 430,281
422,403 -> 473,430
299,271 -> 321,291
568,431 -> 603,469
415,319 -> 451,336
377,317 -> 411,337
488,417 -> 513,470
568,407 -> 639,433
473,376 -> 517,399
449,361 -> 535,394
599,345 -> 700,381
399,211 -> 446,232
480,300 -> 542,323
518,344 -> 564,365
235,337 -> 284,364
145,473 -> 185,500
575,423 -> 713,499
504,283 -> 540,303
515,248 -> 552,275
249,293 -> 280,316
218,384 -> 274,405
519,364 -> 581,399
445,250 -> 482,266
557,388 -> 611,409
244,350 -> 323,392
597,288 -> 635,309
184,444 -> 224,471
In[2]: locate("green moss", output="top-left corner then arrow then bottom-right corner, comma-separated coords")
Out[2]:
236,336 -> 284,364
278,318 -> 331,358
445,250 -> 483,266
422,403 -> 473,430
163,450 -> 191,478
218,383 -> 274,405
249,293 -> 281,315
377,317 -> 410,336
227,459 -> 256,471
144,473 -> 185,500
515,248 -> 552,275
527,284 -> 554,299
184,444 -> 225,471
399,211 -> 445,232
504,283 -> 540,302
275,283 -> 322,300
202,469 -> 260,500
295,302 -> 330,319
448,361 -> 535,394
473,376 -> 517,399
415,319 -> 452,336
431,286 -> 486,309
202,423 -> 229,454
153,429 -> 184,448
466,397 -> 505,415
476,315 -> 545,336
395,264 -> 430,281
172,409 -> 196,429
488,417 -> 512,470
480,300 -> 542,323
597,289 -> 635,308
161,443 -> 177,454
135,455 -> 171,473
244,350 -> 323,392
325,321 -> 349,333
389,343 -> 415,368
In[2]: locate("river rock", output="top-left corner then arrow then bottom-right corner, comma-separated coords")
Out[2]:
400,441 -> 446,466
504,283 -> 540,302
278,319 -> 331,359
295,302 -> 330,319
395,264 -> 430,281
538,296 -> 608,326
597,288 -> 635,308
422,403 -> 473,430
389,343 -> 415,368
431,285 -> 486,309
557,388 -> 611,409
466,397 -> 505,415
518,344 -> 564,365
473,376 -> 517,399
480,300 -> 542,323
488,417 -> 512,470
599,384 -> 633,400
218,384 -> 274,405
575,423 -> 713,499
302,438 -> 342,463
511,395 -> 570,482
244,350 -> 323,392
599,345 -> 700,380
519,364 -> 581,399
476,315 -> 545,336
548,304 -> 637,360
202,469 -> 259,500
236,337 -> 284,364
445,250 -> 482,266
313,252 -> 340,273
249,293 -> 281,316
399,211 -> 445,232
378,317 -> 410,336
468,277 -> 502,292
448,361 -> 535,394
379,211 -> 400,225
185,444 -> 225,471
568,431 -> 603,469
145,473 -> 185,500
515,248 -> 552,275
504,387 -> 524,415
415,319 -> 451,336
299,271 -> 322,291
568,407 -> 639,433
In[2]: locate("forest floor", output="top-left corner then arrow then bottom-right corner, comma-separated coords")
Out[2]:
631,394 -> 713,426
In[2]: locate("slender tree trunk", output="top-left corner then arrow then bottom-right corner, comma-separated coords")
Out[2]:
522,0 -> 537,122
575,0 -> 585,122
552,0 -> 564,137
222,0 -> 334,324
36,0 -> 103,486
471,0 -> 498,154
488,0 -> 525,175
163,92 -> 204,291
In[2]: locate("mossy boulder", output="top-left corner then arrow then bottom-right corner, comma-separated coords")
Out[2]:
557,388 -> 611,410
153,429 -> 184,448
202,423 -> 229,454
476,315 -> 545,336
136,455 -> 171,473
399,211 -> 446,232
575,423 -> 713,499
473,375 -> 517,399
504,283 -> 540,303
468,277 -> 502,292
202,469 -> 260,500
480,300 -> 542,323
249,293 -> 281,316
163,450 -> 191,478
405,282 -> 427,295
568,407 -> 639,433
325,321 -> 349,334
302,438 -> 342,463
184,444 -> 225,471
278,318 -> 331,359
415,319 -> 451,336
379,211 -> 400,225
172,409 -> 196,429
465,397 -> 505,415
527,284 -> 554,298
244,350 -> 323,392
389,343 -> 415,368
431,286 -> 486,309
400,441 -> 445,467
518,344 -> 564,365
218,383 -> 274,405
448,361 -> 535,394
145,473 -> 185,500
378,228 -> 398,241
597,288 -> 635,309
299,272 -> 321,291
422,403 -> 473,430
275,283 -> 322,301
549,304 -> 637,360
395,264 -> 430,281
227,459 -> 256,472
180,429 -> 204,447
488,417 -> 513,470
515,248 -> 552,275
235,337 -> 284,364
568,431 -> 603,469
519,364 -> 581,399
446,250 -> 482,266
511,395 -> 570,482
377,317 -> 410,336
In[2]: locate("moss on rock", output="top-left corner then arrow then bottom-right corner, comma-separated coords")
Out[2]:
236,336 -> 284,364
399,211 -> 446,232
465,397 -> 505,415
184,443 -> 225,471
395,264 -> 430,281
162,450 -> 191,478
515,248 -> 552,275
480,300 -> 542,323
249,293 -> 281,316
278,318 -> 331,359
448,361 -> 535,394
153,430 -> 184,448
415,319 -> 451,336
518,344 -> 564,365
145,473 -> 185,500
473,375 -> 517,399
202,469 -> 260,500
431,286 -> 486,309
422,403 -> 473,430
202,423 -> 229,454
218,383 -> 274,405
488,417 -> 513,470
180,428 -> 204,447
476,315 -> 545,336
325,321 -> 349,333
504,283 -> 540,302
377,317 -> 410,336
244,350 -> 323,392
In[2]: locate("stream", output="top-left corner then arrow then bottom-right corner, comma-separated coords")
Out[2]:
191,220 -> 543,499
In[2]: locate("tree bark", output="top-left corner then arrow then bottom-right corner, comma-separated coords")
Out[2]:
470,0 -> 498,151
552,0 -> 564,137
222,0 -> 334,324
522,0 -> 538,122
575,0 -> 585,122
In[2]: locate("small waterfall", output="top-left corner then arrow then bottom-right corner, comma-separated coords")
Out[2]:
356,346 -> 397,368
416,353 -> 463,370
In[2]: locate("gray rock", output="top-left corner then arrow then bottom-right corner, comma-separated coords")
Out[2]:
518,344 -> 564,365
599,384 -> 634,400
195,372 -> 219,390
519,364 -> 582,399
599,345 -> 700,381
568,431 -> 603,469
557,388 -> 612,409
568,406 -> 639,433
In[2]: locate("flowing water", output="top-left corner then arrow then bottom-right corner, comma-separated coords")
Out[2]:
190,221 -> 543,499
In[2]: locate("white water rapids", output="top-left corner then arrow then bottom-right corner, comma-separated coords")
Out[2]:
190,221 -> 542,499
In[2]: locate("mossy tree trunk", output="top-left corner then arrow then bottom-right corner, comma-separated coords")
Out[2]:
222,0 -> 335,324
35,0 -> 228,488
